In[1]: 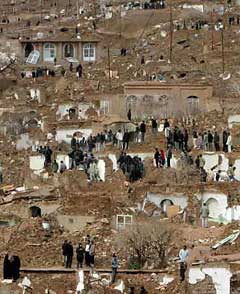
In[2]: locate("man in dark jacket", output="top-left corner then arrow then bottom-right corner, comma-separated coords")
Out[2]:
154,148 -> 160,168
140,121 -> 146,143
62,240 -> 68,268
66,241 -> 73,268
151,118 -> 158,135
223,130 -> 228,152
123,130 -> 130,150
214,131 -> 220,151
76,243 -> 85,268
207,131 -> 213,151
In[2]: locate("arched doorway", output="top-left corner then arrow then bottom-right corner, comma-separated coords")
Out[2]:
206,198 -> 219,218
25,43 -> 34,57
64,43 -> 74,58
160,199 -> 174,212
30,206 -> 41,217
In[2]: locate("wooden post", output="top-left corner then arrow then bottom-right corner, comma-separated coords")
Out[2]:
221,28 -> 225,74
211,11 -> 214,50
107,47 -> 111,90
77,0 -> 79,20
169,0 -> 173,62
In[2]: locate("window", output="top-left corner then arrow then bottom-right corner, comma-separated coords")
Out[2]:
187,96 -> 199,114
43,43 -> 56,62
100,100 -> 110,114
64,43 -> 74,58
116,215 -> 133,230
83,43 -> 96,62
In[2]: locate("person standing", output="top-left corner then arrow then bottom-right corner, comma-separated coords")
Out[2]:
66,241 -> 73,268
62,240 -> 68,268
226,132 -> 232,153
116,129 -> 123,149
140,121 -> 146,143
154,148 -> 160,168
214,131 -> 220,151
200,203 -> 209,228
160,149 -> 165,167
207,131 -> 213,151
111,253 -> 118,284
223,130 -> 228,152
163,118 -> 170,131
151,118 -> 158,135
179,245 -> 188,282
89,241 -> 95,268
123,130 -> 130,150
166,146 -> 172,168
76,243 -> 85,268
85,240 -> 91,266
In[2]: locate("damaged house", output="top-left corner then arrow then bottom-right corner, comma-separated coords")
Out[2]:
20,33 -> 102,64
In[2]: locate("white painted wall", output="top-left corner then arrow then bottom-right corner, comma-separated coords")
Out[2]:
196,192 -> 228,219
228,114 -> 240,129
29,155 -> 45,171
146,193 -> 188,210
189,266 -> 232,294
55,128 -> 92,144
56,154 -> 70,171
202,153 -> 229,172
196,191 -> 240,222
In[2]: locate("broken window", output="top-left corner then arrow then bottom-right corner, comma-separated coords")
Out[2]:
26,51 -> 40,64
83,43 -> 96,62
64,43 -> 74,58
43,43 -> 56,62
24,43 -> 34,58
116,214 -> 133,230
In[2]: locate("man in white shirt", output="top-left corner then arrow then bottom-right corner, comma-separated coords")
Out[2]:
179,245 -> 188,282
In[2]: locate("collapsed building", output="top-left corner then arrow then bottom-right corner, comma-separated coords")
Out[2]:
2,0 -> 240,293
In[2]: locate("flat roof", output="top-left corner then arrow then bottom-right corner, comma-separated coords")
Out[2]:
124,81 -> 213,88
20,38 -> 99,43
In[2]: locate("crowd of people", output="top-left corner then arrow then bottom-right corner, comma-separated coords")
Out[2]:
117,152 -> 144,182
164,119 -> 232,153
62,237 -> 95,269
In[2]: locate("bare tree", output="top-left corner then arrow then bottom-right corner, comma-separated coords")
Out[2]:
117,222 -> 173,268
